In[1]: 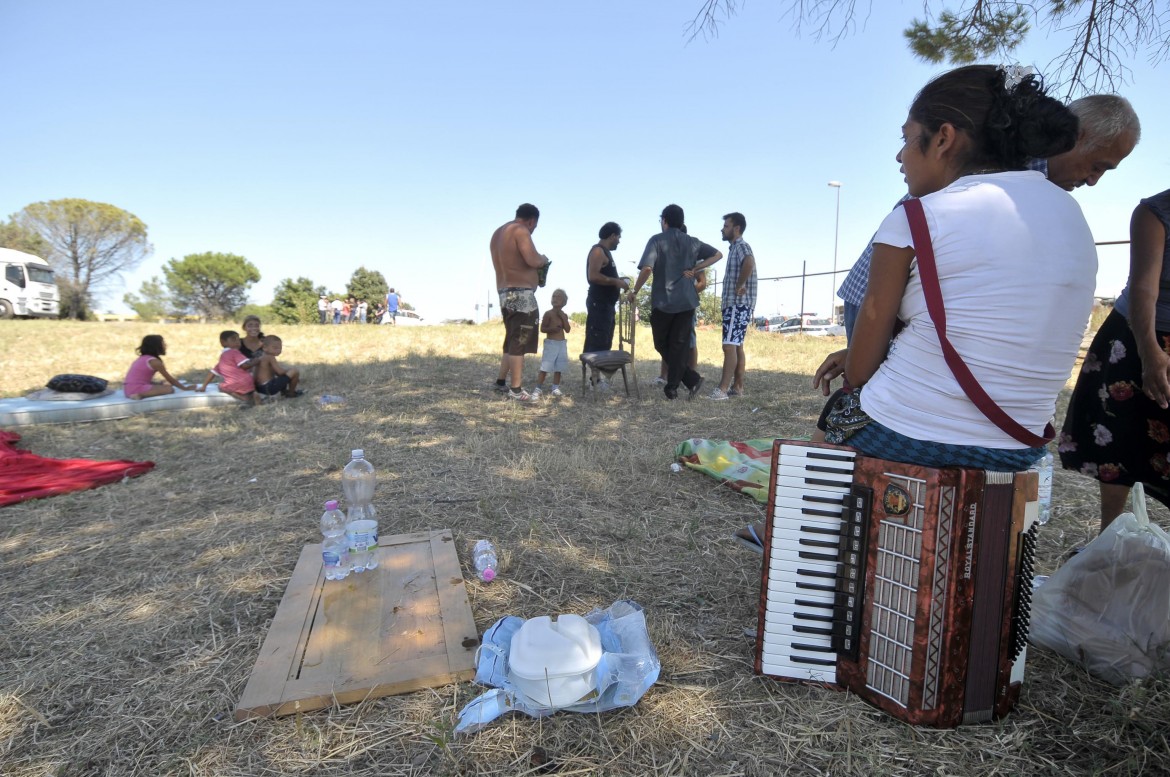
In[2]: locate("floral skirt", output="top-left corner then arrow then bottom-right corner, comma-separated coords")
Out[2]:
1059,309 -> 1170,507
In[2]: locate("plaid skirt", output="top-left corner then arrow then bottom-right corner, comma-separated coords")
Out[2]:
818,387 -> 1046,473
1059,309 -> 1170,507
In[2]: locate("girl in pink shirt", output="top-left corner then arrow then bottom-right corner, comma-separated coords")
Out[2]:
123,334 -> 192,399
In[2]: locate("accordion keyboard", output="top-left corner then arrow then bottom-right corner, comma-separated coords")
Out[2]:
759,443 -> 858,683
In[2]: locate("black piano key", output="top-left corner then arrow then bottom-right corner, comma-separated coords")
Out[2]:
802,525 -> 842,536
796,611 -> 833,623
791,654 -> 838,666
799,537 -> 840,549
792,642 -> 836,653
793,624 -> 833,636
795,598 -> 834,611
798,551 -> 839,562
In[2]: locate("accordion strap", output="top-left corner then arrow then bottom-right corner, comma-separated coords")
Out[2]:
901,198 -> 1053,447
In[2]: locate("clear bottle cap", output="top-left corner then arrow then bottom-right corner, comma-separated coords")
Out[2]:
325,500 -> 339,510
351,449 -> 364,459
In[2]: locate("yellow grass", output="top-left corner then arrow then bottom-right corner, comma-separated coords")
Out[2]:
0,319 -> 1166,776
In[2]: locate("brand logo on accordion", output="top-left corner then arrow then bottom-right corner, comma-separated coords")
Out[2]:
963,503 -> 978,578
882,484 -> 911,515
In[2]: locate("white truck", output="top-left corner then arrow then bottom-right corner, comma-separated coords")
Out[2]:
0,247 -> 60,318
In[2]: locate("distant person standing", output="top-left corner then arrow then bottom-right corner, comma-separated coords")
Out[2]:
357,299 -> 368,324
385,288 -> 400,325
629,204 -> 722,400
582,221 -> 628,386
317,294 -> 328,324
708,212 -> 756,400
490,203 -> 550,401
331,297 -> 343,325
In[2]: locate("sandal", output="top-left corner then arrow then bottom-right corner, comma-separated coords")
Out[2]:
734,520 -> 765,554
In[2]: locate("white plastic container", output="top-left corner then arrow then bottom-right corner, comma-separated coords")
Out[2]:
508,614 -> 603,707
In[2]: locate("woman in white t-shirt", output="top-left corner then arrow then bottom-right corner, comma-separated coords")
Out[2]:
813,65 -> 1096,473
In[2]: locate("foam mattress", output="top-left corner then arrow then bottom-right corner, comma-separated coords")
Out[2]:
0,385 -> 241,426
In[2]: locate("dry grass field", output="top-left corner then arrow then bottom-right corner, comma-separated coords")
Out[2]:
1,319 -> 1167,777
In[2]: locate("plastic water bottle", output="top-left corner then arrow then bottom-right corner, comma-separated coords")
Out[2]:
320,500 -> 349,580
1034,450 -> 1054,525
472,539 -> 498,582
342,449 -> 376,515
321,499 -> 346,537
342,450 -> 378,570
317,394 -> 346,405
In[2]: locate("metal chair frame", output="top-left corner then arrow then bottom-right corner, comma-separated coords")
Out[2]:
578,296 -> 639,399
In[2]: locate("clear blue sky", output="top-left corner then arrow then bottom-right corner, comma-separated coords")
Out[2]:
2,1 -> 1166,322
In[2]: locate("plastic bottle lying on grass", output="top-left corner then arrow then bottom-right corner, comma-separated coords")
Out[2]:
317,394 -> 346,405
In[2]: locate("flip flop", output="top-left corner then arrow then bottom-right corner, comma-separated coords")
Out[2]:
734,520 -> 765,554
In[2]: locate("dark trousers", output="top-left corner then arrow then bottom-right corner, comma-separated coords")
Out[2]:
651,307 -> 701,398
583,297 -> 616,352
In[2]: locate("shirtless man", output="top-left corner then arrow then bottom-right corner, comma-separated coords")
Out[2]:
490,203 -> 550,401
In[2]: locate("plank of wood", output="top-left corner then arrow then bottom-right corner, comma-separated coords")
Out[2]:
235,529 -> 478,720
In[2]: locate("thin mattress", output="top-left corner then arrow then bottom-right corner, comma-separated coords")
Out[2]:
0,385 -> 241,426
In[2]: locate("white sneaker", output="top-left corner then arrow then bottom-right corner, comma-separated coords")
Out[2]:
550,386 -> 563,397
707,388 -> 730,401
507,388 -> 534,402
530,386 -> 543,398
652,377 -> 667,387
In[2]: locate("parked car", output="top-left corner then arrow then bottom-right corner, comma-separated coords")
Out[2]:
777,317 -> 845,336
757,315 -> 787,332
395,310 -> 429,325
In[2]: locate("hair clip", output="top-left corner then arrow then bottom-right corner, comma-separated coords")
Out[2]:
999,64 -> 1036,90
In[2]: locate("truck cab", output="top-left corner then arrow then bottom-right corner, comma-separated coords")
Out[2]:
0,247 -> 60,319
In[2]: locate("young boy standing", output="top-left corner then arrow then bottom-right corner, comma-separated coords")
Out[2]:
253,335 -> 303,399
532,289 -> 571,398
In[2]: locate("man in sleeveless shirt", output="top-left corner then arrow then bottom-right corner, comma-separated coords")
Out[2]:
582,222 -> 629,386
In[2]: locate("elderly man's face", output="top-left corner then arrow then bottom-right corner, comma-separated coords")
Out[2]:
1046,130 -> 1138,191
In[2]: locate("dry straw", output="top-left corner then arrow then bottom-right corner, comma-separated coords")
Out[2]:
0,320 -> 1166,776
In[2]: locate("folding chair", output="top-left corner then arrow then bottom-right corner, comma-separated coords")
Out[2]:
579,296 -> 639,399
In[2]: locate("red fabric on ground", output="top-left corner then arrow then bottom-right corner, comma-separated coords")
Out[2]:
0,430 -> 155,507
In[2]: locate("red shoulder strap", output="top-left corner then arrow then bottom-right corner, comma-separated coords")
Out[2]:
902,198 -> 1053,447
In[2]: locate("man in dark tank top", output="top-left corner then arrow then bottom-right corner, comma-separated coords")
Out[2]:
582,222 -> 629,385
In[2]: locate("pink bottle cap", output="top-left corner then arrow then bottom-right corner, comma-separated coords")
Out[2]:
325,500 -> 339,510
481,568 -> 496,582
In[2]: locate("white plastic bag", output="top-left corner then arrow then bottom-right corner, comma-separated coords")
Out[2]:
454,600 -> 660,734
1030,484 -> 1170,684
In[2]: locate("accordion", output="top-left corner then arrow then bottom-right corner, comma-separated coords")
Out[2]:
754,440 -> 1039,727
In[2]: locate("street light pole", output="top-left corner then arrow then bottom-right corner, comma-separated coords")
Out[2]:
828,181 -> 843,322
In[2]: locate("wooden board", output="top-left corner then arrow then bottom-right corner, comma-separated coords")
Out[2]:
235,529 -> 478,720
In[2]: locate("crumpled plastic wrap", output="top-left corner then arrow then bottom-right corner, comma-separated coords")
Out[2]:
1030,483 -> 1170,685
455,599 -> 660,734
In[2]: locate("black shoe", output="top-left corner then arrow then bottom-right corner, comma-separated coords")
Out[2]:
687,376 -> 705,401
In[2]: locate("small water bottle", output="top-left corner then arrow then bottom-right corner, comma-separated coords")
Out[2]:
320,500 -> 349,580
472,539 -> 498,582
1034,450 -> 1054,525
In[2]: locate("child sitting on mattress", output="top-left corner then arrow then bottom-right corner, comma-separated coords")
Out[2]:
124,334 -> 193,400
195,330 -> 260,404
253,334 -> 303,399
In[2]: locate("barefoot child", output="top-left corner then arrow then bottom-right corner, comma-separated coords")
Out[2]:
123,334 -> 193,399
253,335 -> 302,399
533,289 -> 571,398
196,330 -> 260,404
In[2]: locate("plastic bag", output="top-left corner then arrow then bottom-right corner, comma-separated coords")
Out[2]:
1030,483 -> 1170,685
454,599 -> 660,734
